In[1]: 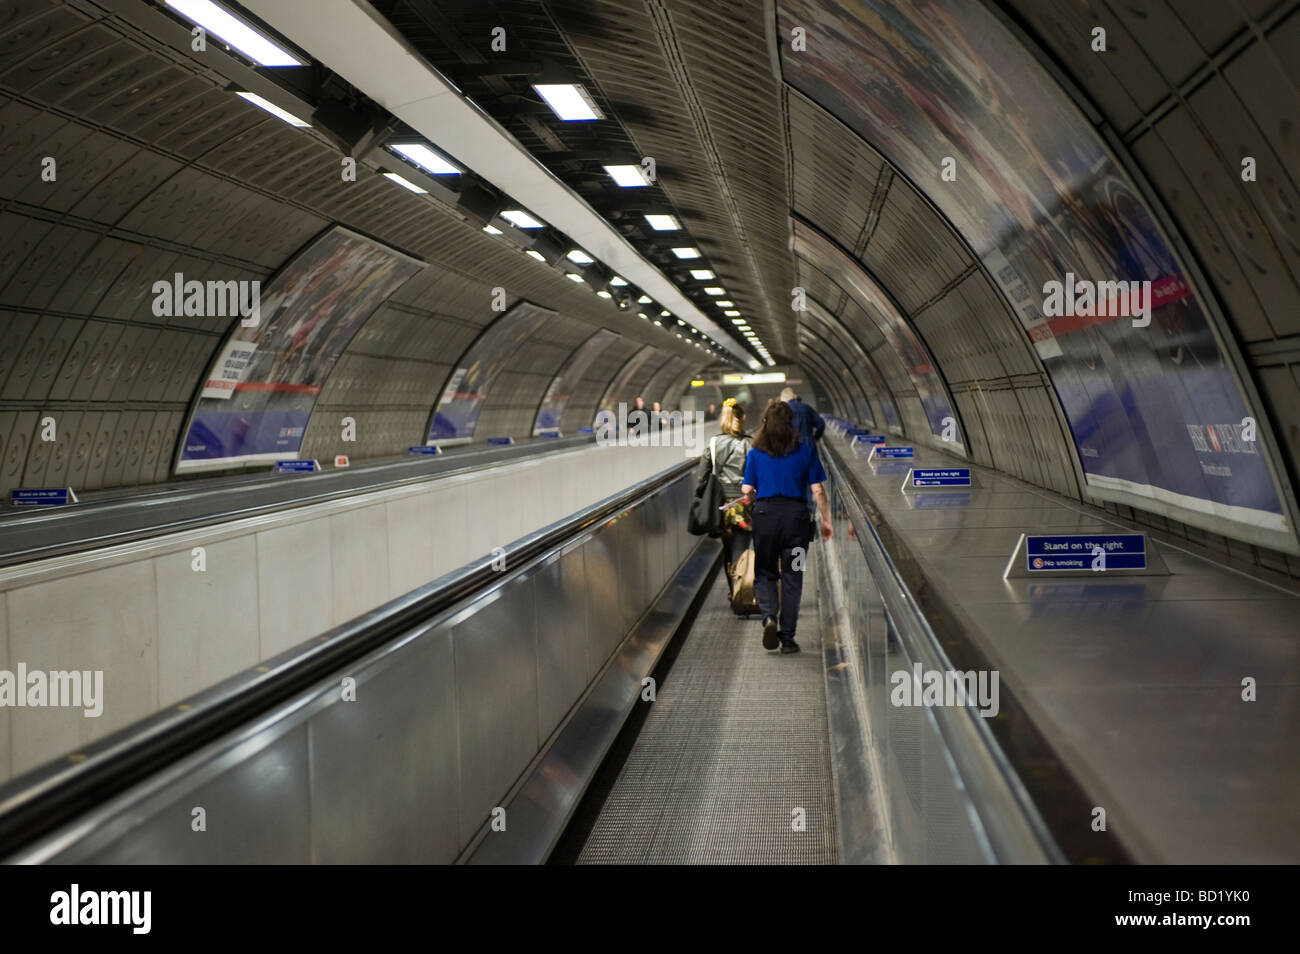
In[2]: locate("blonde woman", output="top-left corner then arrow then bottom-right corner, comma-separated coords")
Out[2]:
695,398 -> 752,573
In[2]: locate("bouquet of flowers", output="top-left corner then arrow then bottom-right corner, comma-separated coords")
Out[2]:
721,496 -> 752,532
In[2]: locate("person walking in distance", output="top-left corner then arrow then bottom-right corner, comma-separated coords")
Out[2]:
741,400 -> 833,654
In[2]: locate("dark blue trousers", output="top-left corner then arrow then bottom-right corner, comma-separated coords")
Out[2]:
752,496 -> 812,643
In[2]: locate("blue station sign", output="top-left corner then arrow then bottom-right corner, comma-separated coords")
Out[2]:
10,488 -> 74,507
1026,533 -> 1147,572
872,445 -> 915,459
911,468 -> 971,487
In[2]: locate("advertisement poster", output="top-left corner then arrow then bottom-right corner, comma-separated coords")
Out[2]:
177,227 -> 423,471
427,302 -> 555,443
534,328 -> 620,434
779,0 -> 1290,544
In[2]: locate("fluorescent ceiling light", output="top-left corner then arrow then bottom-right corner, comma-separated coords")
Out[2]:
482,224 -> 502,235
566,273 -> 585,283
653,320 -> 662,326
533,84 -> 603,121
389,142 -> 461,175
672,247 -> 701,259
715,300 -> 734,307
704,287 -> 725,296
383,172 -> 426,194
566,249 -> 594,264
501,209 -> 544,229
689,269 -> 715,280
737,324 -> 751,330
725,310 -> 740,317
637,295 -> 652,303
609,276 -> 628,286
596,290 -> 613,299
235,91 -> 309,126
638,312 -> 648,319
526,250 -> 547,262
167,0 -> 304,66
644,214 -> 680,231
660,310 -> 671,317
603,164 -> 650,187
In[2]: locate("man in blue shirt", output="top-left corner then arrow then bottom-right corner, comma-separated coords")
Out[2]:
780,387 -> 824,516
780,387 -> 825,446
742,400 -> 833,655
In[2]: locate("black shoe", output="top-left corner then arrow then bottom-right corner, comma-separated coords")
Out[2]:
780,641 -> 801,655
761,617 -> 780,650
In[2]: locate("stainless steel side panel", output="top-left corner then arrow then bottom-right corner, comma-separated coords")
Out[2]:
307,630 -> 460,864
75,725 -> 313,864
451,580 -> 540,852
583,529 -> 623,677
12,469 -> 697,865
534,541 -> 590,745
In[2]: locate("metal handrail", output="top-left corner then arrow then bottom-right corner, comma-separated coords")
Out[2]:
0,455 -> 695,858
820,437 -> 1064,864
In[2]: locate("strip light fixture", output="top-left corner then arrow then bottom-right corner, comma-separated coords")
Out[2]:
388,142 -> 462,175
533,84 -> 603,121
382,172 -> 426,193
235,91 -> 310,126
167,0 -> 304,66
501,209 -> 544,229
604,164 -> 651,187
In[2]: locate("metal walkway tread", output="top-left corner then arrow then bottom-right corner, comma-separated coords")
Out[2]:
577,562 -> 837,864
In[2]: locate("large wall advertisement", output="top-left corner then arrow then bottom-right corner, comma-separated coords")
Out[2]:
427,301 -> 555,443
779,0 -> 1294,548
177,227 -> 423,471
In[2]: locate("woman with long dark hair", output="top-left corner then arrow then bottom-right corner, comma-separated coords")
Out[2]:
741,400 -> 833,654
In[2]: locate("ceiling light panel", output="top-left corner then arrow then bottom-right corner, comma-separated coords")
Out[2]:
501,209 -> 544,229
533,84 -> 603,121
604,164 -> 651,187
389,142 -> 461,175
167,0 -> 304,66
235,91 -> 310,126
644,214 -> 680,231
